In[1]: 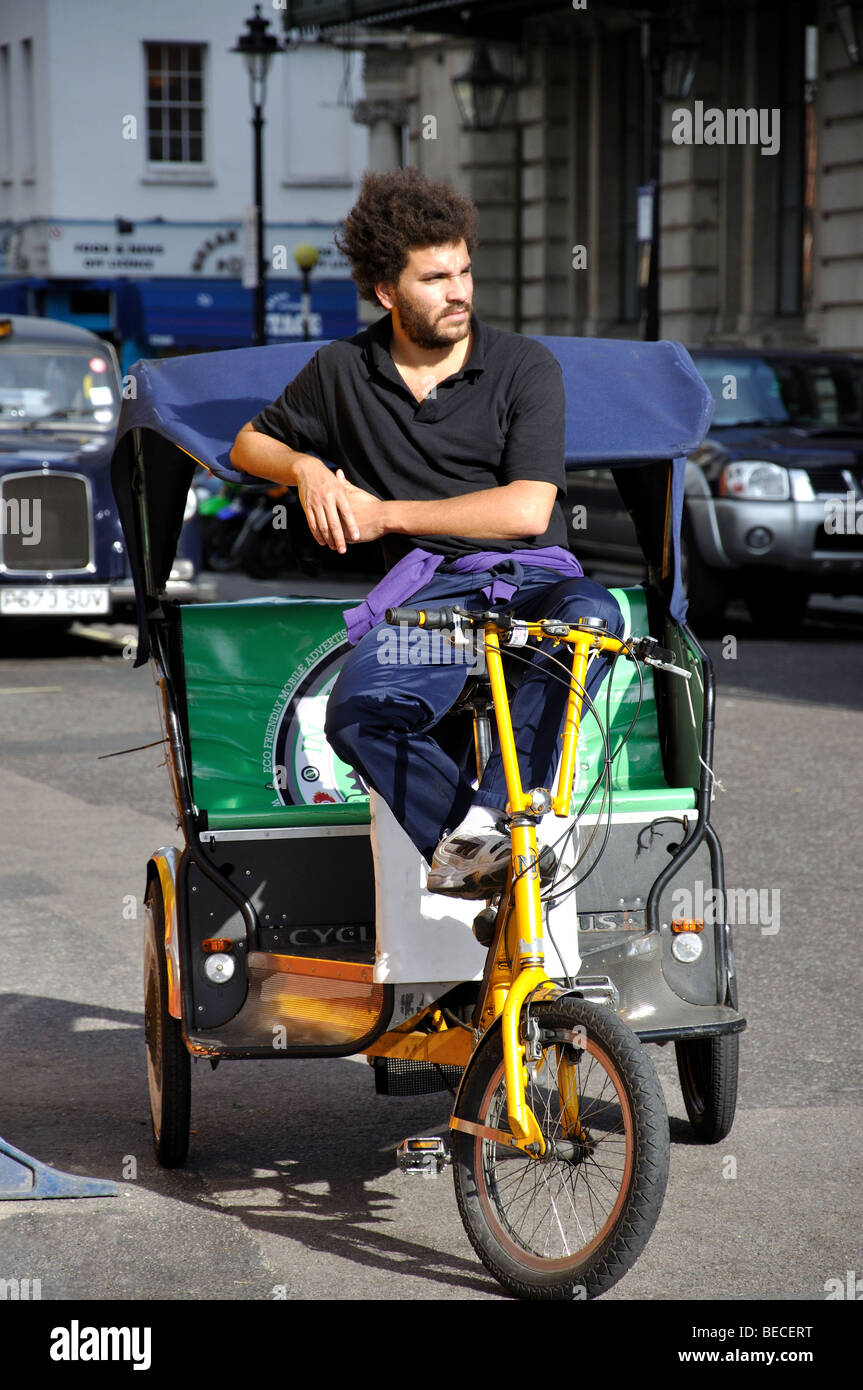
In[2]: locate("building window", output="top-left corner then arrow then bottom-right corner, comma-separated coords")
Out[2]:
145,43 -> 205,164
21,38 -> 34,177
0,46 -> 10,179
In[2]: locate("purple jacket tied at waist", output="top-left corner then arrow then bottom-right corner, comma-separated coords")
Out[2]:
344,545 -> 584,644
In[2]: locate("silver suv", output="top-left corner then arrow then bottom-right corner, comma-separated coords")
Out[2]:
566,347 -> 863,631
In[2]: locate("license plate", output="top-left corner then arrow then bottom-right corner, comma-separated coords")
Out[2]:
0,586 -> 111,616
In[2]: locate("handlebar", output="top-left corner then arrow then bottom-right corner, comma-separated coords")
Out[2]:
384,606 -> 690,677
385,605 -> 514,630
385,606 -> 454,629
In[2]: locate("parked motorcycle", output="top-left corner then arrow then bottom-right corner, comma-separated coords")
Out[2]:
194,476 -> 319,577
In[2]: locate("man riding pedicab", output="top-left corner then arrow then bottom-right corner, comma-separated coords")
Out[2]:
231,168 -> 623,900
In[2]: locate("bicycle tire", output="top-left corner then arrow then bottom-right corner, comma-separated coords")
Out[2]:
452,997 -> 669,1299
675,1032 -> 739,1143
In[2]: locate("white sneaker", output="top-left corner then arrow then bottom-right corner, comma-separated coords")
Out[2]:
427,826 -> 511,899
427,825 -> 558,899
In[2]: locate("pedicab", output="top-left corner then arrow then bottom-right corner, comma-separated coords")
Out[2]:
110,335 -> 745,1299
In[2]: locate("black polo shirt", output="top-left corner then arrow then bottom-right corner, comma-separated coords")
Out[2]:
250,311 -> 568,567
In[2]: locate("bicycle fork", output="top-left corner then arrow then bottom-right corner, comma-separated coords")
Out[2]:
468,631 -> 584,1156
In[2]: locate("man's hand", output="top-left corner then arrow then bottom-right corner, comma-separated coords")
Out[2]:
296,461 -> 361,554
230,422 -> 360,554
333,472 -> 388,543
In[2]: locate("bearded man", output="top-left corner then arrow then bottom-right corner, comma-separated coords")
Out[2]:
231,168 -> 623,898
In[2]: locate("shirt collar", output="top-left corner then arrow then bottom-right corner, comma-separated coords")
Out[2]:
364,310 -> 486,382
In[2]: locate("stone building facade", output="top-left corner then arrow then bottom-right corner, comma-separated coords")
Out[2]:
298,0 -> 863,350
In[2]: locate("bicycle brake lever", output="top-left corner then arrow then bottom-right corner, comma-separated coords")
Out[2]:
643,655 -> 691,679
628,635 -> 691,679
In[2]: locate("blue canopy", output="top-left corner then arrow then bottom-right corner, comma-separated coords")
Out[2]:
114,335 -> 711,478
111,335 -> 712,641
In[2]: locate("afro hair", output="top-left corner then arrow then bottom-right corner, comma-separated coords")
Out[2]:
334,167 -> 479,304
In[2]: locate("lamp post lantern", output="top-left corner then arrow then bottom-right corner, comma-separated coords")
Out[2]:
452,42 -> 513,132
833,0 -> 863,64
232,5 -> 281,346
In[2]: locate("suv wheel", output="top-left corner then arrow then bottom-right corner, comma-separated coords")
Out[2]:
745,573 -> 810,635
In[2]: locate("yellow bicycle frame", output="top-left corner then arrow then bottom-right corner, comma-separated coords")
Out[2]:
452,619 -> 631,1155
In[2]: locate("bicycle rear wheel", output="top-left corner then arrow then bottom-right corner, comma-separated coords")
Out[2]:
452,997 -> 669,1299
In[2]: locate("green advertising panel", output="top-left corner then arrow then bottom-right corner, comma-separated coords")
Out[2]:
178,589 -> 695,833
180,598 -> 370,830
573,589 -> 697,815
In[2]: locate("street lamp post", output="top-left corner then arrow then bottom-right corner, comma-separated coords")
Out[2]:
294,243 -> 319,341
232,6 -> 281,346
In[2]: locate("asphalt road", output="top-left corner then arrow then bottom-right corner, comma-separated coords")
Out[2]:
1,574 -> 862,1309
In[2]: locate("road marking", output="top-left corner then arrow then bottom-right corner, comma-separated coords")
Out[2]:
0,686 -> 62,695
70,1019 -> 141,1032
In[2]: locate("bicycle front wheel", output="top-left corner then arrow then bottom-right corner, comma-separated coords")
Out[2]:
452,997 -> 669,1299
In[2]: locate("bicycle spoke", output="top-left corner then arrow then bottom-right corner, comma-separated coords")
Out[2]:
479,1043 -> 633,1260
453,999 -> 669,1298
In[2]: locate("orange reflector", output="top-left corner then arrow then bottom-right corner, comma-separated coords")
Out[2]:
671,919 -> 704,933
201,937 -> 233,953
0,319 -> 12,337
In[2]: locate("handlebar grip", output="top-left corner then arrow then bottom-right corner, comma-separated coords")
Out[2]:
385,606 -> 455,629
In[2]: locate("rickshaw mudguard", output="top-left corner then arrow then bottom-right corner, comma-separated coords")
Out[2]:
148,847 -> 182,1019
173,835 -> 396,1060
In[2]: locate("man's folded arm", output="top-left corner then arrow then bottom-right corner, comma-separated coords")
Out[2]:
377,480 -> 557,541
230,421 -> 327,486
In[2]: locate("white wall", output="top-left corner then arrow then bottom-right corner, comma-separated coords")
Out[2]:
0,0 -> 367,225
0,0 -> 50,220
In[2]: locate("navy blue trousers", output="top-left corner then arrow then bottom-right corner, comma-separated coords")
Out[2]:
325,568 -> 624,863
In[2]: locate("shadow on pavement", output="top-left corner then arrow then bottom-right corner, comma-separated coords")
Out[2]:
0,991 -> 496,1296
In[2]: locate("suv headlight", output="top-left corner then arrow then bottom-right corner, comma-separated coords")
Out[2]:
719,460 -> 790,500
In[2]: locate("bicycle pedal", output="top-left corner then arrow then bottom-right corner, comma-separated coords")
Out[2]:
396,1136 -> 451,1179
